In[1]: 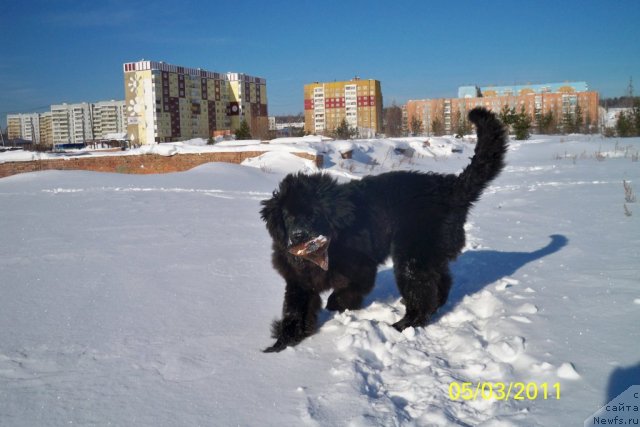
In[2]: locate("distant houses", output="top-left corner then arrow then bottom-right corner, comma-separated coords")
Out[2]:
6,70 -> 617,146
8,101 -> 126,147
6,60 -> 269,146
406,82 -> 600,136
123,60 -> 269,144
303,78 -> 383,138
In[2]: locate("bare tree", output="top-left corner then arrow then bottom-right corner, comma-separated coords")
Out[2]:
384,103 -> 403,137
410,115 -> 423,136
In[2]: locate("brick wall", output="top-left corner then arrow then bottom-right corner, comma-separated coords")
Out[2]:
0,151 -> 322,179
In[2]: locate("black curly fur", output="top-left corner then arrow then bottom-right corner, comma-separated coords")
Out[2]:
261,107 -> 508,352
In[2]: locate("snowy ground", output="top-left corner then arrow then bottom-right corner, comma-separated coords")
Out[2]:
1,134 -> 639,426
0,137 -> 317,164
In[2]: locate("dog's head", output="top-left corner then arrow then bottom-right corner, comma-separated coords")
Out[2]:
260,173 -> 355,264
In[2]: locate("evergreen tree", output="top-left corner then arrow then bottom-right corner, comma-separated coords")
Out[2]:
513,106 -> 532,140
410,115 -> 423,136
554,110 -> 563,134
616,112 -> 632,137
536,110 -> 556,134
454,110 -> 472,137
334,118 -> 356,139
431,118 -> 444,136
574,104 -> 584,133
534,111 -> 543,133
633,99 -> 640,136
561,110 -> 576,134
499,105 -> 517,128
292,127 -> 307,137
235,119 -> 252,140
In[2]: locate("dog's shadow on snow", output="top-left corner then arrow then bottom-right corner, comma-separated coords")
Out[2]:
605,362 -> 640,404
363,234 -> 569,315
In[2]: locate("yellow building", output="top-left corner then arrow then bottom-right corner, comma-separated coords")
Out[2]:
304,78 -> 383,137
7,113 -> 41,143
7,115 -> 22,140
123,60 -> 268,144
39,112 -> 53,146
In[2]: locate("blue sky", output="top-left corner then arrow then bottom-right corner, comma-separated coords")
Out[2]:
1,0 -> 639,127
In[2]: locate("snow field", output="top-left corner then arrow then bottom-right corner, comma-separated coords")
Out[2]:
1,134 -> 639,426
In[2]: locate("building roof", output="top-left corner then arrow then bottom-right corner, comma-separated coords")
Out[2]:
458,82 -> 589,98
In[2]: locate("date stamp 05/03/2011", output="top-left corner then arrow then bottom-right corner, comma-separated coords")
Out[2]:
448,381 -> 561,402
447,383 -> 640,426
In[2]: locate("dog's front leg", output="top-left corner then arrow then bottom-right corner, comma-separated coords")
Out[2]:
264,281 -> 321,353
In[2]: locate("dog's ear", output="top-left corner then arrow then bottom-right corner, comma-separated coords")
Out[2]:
260,192 -> 287,246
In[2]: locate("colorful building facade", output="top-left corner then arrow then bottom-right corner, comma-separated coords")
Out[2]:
304,78 -> 383,137
407,83 -> 599,135
458,81 -> 590,98
123,60 -> 268,144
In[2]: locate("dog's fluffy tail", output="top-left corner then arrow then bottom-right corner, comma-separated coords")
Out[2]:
453,107 -> 508,206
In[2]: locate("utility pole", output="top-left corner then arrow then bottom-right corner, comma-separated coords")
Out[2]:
627,76 -> 634,108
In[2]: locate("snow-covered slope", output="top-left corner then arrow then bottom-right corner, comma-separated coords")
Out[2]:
1,135 -> 638,426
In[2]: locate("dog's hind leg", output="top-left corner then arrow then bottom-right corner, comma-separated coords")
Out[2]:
326,272 -> 376,312
326,288 -> 365,312
391,257 -> 449,331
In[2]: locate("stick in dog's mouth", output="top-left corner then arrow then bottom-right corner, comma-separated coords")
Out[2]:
288,235 -> 330,271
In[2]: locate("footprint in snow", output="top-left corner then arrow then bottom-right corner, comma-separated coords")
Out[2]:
155,352 -> 216,382
487,336 -> 525,363
495,277 -> 520,291
0,351 -> 60,380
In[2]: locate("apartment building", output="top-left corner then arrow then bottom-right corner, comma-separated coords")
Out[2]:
52,101 -> 127,144
51,103 -> 94,145
7,101 -> 127,146
92,100 -> 126,138
39,112 -> 53,145
7,113 -> 41,143
123,60 -> 268,144
407,82 -> 599,135
304,78 -> 383,137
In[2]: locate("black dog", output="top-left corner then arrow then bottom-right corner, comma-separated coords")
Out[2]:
260,107 -> 507,352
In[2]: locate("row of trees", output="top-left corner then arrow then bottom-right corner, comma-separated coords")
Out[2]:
498,104 -> 599,139
270,100 -> 640,141
398,105 -> 596,141
498,105 -> 597,140
600,96 -> 639,108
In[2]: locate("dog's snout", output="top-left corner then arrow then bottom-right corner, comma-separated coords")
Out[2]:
289,229 -> 308,245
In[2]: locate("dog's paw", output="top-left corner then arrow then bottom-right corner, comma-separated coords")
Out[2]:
263,340 -> 288,353
325,293 -> 345,312
263,334 -> 303,353
392,314 -> 429,332
392,318 -> 411,332
265,316 -> 308,353
326,290 -> 364,312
